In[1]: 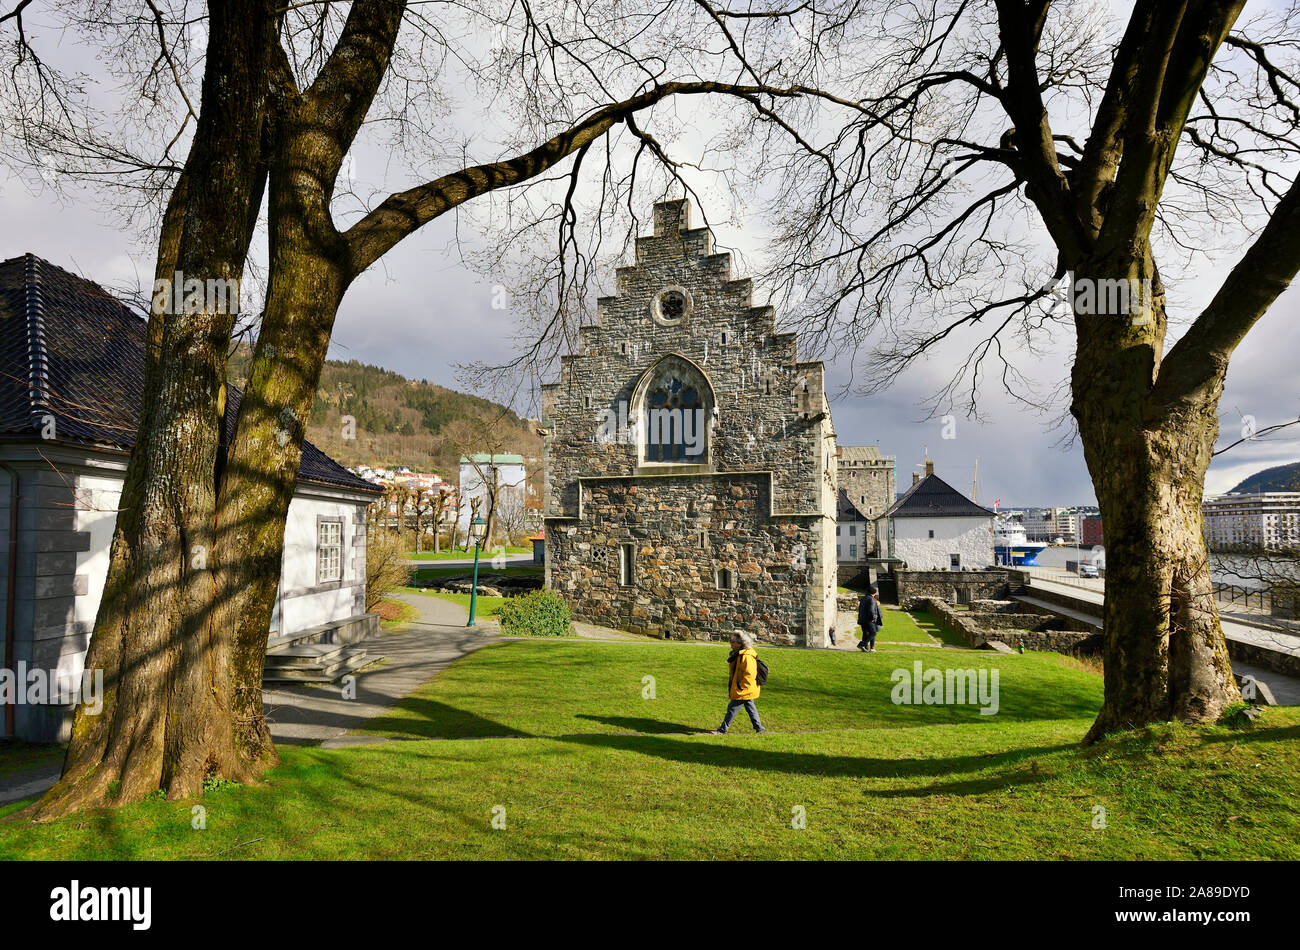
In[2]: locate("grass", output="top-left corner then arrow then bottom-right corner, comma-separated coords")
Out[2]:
1,637 -> 1295,860
835,604 -> 936,645
407,547 -> 530,561
399,586 -> 507,618
0,742 -> 65,778
909,608 -> 971,648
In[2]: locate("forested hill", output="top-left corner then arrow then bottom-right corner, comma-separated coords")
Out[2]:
1229,460 -> 1300,494
227,346 -> 540,476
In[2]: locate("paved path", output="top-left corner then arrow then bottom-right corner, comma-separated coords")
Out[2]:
267,592 -> 497,748
0,593 -> 497,804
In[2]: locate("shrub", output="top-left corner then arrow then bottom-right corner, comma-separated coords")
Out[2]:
497,588 -> 573,638
366,529 -> 411,611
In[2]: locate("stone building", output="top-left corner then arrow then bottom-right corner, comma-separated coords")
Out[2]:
836,445 -> 895,559
541,200 -> 838,647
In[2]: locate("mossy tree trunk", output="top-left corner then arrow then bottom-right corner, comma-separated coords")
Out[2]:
29,0 -> 279,819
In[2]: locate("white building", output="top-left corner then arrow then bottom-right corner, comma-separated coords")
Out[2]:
876,462 -> 994,569
1203,492 -> 1300,552
458,453 -> 527,534
836,490 -> 871,564
0,255 -> 384,742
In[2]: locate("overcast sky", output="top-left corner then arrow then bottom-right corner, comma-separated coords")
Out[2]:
3,4 -> 1297,509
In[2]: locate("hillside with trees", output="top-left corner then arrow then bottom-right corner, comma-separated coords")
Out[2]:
228,345 -> 541,475
1230,461 -> 1300,494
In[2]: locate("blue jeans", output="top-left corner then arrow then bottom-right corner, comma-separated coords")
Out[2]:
719,699 -> 762,732
861,626 -> 878,649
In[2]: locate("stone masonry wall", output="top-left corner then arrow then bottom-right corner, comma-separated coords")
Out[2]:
548,473 -> 822,643
896,569 -> 1010,605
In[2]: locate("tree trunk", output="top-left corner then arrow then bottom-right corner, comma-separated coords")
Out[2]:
28,1 -> 277,819
1071,250 -> 1240,744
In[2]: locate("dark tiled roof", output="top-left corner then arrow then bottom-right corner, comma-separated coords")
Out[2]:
881,473 -> 993,519
836,489 -> 869,521
0,254 -> 379,495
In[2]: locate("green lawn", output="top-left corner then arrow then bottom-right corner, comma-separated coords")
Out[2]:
909,608 -> 971,647
836,604 -> 936,644
407,547 -> 531,561
2,638 -> 1296,860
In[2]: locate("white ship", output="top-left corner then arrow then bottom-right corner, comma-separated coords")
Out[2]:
993,518 -> 1049,566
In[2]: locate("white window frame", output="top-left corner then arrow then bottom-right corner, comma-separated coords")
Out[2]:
318,518 -> 344,583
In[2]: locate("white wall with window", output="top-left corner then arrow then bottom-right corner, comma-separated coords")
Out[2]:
273,485 -> 373,634
881,515 -> 994,570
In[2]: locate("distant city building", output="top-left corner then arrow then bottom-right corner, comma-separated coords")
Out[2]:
1203,492 -> 1300,552
877,462 -> 995,569
1079,515 -> 1104,547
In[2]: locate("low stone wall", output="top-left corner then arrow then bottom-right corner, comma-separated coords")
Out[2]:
837,594 -> 863,614
1225,636 -> 1300,679
915,597 -> 1101,656
895,569 -> 1011,606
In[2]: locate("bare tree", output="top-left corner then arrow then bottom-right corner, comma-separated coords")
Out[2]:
8,0 -> 852,816
741,0 -> 1300,741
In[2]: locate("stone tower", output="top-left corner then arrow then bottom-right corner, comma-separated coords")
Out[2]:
541,199 -> 838,646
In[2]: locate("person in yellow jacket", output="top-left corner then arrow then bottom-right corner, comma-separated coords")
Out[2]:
711,631 -> 765,734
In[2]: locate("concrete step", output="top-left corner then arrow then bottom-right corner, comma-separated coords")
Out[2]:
262,647 -> 376,685
264,642 -> 347,668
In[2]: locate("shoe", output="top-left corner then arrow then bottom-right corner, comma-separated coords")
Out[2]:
710,729 -> 727,735
869,647 -> 876,652
754,728 -> 766,734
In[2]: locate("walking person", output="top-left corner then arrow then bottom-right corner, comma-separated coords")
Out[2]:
857,585 -> 884,652
712,632 -> 765,734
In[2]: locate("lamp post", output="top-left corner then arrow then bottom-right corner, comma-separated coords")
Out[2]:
467,515 -> 487,627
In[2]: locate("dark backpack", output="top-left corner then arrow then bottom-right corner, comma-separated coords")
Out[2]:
754,657 -> 769,686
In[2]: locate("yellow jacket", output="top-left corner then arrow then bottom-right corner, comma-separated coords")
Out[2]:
729,648 -> 760,700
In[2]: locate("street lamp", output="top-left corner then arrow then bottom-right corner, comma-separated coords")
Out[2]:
467,515 -> 487,627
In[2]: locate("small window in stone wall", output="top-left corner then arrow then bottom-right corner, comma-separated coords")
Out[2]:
928,529 -> 935,538
619,543 -> 636,586
715,567 -> 736,591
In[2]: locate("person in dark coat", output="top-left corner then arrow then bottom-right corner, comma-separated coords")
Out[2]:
857,585 -> 884,652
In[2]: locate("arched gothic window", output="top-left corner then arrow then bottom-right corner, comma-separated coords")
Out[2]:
637,356 -> 712,465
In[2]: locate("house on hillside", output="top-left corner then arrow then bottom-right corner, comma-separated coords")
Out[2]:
0,254 -> 384,743
876,460 -> 994,570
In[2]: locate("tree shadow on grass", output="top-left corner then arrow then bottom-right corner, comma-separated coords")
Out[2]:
1197,723 -> 1300,746
575,714 -> 707,734
355,697 -> 536,740
559,732 -> 1073,789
